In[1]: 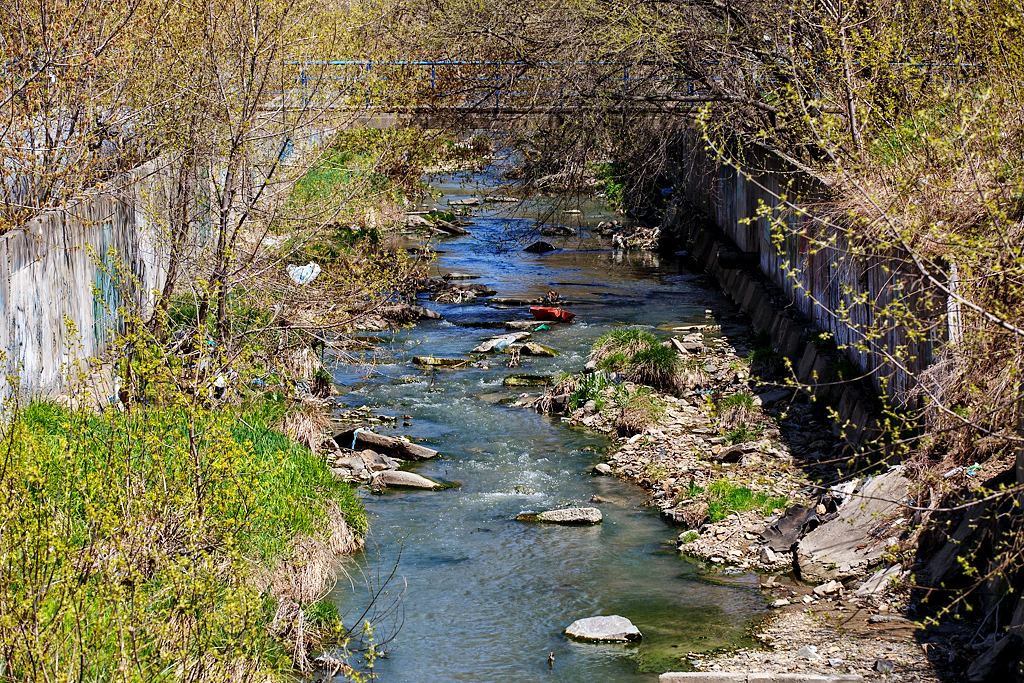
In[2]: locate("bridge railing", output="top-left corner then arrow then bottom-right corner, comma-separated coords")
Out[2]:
280,59 -> 984,112
282,59 -> 720,111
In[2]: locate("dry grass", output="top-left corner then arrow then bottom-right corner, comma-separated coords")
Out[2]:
681,500 -> 709,528
266,502 -> 362,673
279,346 -> 323,380
614,387 -> 664,436
679,362 -> 709,389
277,401 -> 334,455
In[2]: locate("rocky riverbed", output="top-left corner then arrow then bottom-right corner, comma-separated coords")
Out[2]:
527,317 -> 953,681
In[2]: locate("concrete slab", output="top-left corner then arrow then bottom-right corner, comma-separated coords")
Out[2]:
797,468 -> 910,582
660,674 -> 746,683
797,344 -> 818,384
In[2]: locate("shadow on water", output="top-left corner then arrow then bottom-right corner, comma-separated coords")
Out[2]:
327,170 -> 767,682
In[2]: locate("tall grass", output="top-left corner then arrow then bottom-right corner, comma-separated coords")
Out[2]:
0,397 -> 365,682
590,327 -> 659,363
589,327 -> 695,395
717,392 -> 757,429
627,344 -> 683,394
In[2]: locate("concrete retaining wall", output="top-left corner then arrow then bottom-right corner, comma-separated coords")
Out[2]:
669,135 -> 944,409
684,227 -> 883,443
0,159 -> 172,400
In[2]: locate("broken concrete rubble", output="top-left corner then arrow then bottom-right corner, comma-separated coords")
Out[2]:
796,469 -> 910,583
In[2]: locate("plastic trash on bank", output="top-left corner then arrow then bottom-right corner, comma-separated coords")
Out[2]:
287,262 -> 321,285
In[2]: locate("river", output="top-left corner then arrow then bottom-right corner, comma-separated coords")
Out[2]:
327,165 -> 767,682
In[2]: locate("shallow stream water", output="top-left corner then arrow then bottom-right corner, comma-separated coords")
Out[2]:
327,168 -> 767,682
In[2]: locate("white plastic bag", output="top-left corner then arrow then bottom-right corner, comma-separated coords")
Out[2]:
287,262 -> 321,285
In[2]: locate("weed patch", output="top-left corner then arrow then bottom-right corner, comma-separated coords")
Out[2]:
704,479 -> 789,523
725,423 -> 765,444
614,386 -> 665,436
0,396 -> 366,680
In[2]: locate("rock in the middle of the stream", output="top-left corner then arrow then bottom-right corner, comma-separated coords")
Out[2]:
564,615 -> 642,642
517,507 -> 602,524
372,470 -> 442,490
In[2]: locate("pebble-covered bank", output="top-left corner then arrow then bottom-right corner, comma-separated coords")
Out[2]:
530,317 -> 957,682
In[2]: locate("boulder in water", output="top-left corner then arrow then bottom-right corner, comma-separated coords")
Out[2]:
380,303 -> 442,322
473,332 -> 531,353
372,470 -> 442,490
503,374 -> 553,387
520,342 -> 558,357
413,356 -> 471,368
489,297 -> 538,306
564,615 -> 641,642
517,507 -> 602,524
465,283 -> 498,296
505,320 -> 545,331
334,429 -> 439,460
524,241 -> 556,253
539,225 -> 577,237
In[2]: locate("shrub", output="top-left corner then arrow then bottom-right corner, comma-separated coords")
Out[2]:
470,133 -> 493,156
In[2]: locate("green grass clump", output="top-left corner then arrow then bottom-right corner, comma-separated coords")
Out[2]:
719,392 -> 755,411
591,328 -> 690,395
717,392 -> 758,430
704,479 -> 789,522
597,351 -> 630,372
684,479 -> 705,498
614,386 -> 665,435
627,344 -> 683,393
747,343 -> 784,378
590,327 -> 659,362
725,422 -> 765,444
568,371 -> 613,411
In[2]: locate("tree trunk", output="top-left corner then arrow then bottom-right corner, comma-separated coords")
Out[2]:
150,153 -> 197,339
213,153 -> 237,343
839,27 -> 864,162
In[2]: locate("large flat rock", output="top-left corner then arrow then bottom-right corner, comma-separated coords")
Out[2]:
371,470 -> 442,489
517,507 -> 603,524
565,615 -> 641,642
796,469 -> 909,582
